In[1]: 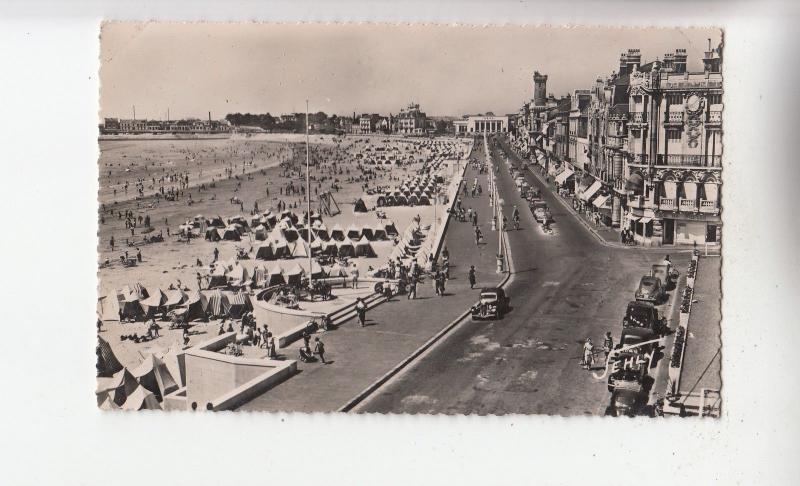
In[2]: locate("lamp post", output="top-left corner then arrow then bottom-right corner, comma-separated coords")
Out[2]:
496,197 -> 505,273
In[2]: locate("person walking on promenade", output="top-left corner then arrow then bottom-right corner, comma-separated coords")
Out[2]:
350,264 -> 359,289
110,236 -> 115,251
442,256 -> 450,280
213,246 -> 219,262
468,265 -> 476,289
314,337 -> 327,364
603,332 -> 614,363
475,226 -> 483,245
582,338 -> 595,370
355,297 -> 367,327
408,274 -> 418,300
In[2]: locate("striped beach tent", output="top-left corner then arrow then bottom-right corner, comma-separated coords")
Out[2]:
222,291 -> 251,319
202,289 -> 225,317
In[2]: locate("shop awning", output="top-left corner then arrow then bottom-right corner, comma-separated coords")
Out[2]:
555,168 -> 575,185
592,194 -> 610,208
628,215 -> 641,222
580,180 -> 603,201
639,217 -> 652,224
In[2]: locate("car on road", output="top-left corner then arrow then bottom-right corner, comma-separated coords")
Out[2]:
471,287 -> 509,320
622,300 -> 668,336
635,275 -> 665,303
617,327 -> 660,355
651,263 -> 679,290
533,206 -> 550,223
605,382 -> 650,417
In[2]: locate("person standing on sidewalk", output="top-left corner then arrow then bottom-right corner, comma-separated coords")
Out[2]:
408,273 -> 418,300
355,297 -> 367,327
468,265 -> 476,289
475,226 -> 483,245
582,338 -> 595,370
350,264 -> 359,289
314,337 -> 326,364
603,332 -> 614,363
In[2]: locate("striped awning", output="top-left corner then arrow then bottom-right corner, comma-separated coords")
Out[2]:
580,180 -> 603,202
592,194 -> 610,208
555,168 -> 575,185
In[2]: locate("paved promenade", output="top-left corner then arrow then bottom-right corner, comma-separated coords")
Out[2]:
239,139 -> 502,412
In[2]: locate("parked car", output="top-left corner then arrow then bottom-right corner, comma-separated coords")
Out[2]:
617,327 -> 659,355
622,300 -> 668,336
471,287 -> 509,320
533,207 -> 550,223
605,382 -> 649,417
651,263 -> 679,290
635,275 -> 665,303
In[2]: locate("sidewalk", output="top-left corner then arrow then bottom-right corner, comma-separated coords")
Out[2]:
499,139 -> 709,254
238,139 -> 504,412
679,256 -> 722,394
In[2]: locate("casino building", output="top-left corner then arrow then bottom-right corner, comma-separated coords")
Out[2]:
453,115 -> 509,135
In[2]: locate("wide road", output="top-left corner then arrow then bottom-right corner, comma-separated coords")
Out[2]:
359,136 -> 688,415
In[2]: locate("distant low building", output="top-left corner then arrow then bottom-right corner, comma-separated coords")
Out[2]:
453,115 -> 509,135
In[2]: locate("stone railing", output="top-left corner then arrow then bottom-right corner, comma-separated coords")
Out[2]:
665,111 -> 684,124
679,198 -> 697,211
659,154 -> 722,167
699,199 -> 718,213
707,110 -> 722,125
659,197 -> 676,211
630,112 -> 646,124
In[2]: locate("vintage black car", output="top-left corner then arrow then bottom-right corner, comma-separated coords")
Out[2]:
635,275 -> 665,303
605,384 -> 649,417
617,327 -> 660,355
471,287 -> 509,320
622,301 -> 668,336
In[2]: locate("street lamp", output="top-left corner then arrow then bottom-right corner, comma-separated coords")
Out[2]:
497,197 -> 505,273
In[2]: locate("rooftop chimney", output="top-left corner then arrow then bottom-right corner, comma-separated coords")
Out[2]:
673,48 -> 687,74
626,48 -> 641,73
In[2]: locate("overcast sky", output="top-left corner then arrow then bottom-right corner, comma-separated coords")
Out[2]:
100,23 -> 721,119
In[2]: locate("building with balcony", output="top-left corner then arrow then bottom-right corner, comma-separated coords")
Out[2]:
395,102 -> 427,134
622,44 -> 723,246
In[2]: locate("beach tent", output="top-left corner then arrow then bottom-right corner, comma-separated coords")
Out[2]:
120,290 -> 145,322
419,195 -> 431,205
309,238 -> 323,256
208,264 -> 229,289
330,224 -> 345,242
252,265 -> 269,288
177,291 -> 208,322
361,226 -> 375,241
354,236 -> 377,258
205,228 -> 222,241
122,385 -> 162,411
132,354 -> 178,400
297,226 -> 310,242
222,225 -> 241,241
309,260 -> 325,279
354,198 -> 368,213
266,264 -> 286,286
321,240 -> 338,257
346,224 -> 362,241
395,195 -> 408,205
291,240 -> 311,259
284,264 -> 305,286
101,368 -> 139,407
372,224 -> 387,241
164,289 -> 187,309
97,292 -> 120,322
255,243 -> 275,261
253,225 -> 269,241
282,227 -> 299,243
263,212 -> 277,226
313,224 -> 330,241
227,264 -> 250,288
336,238 -> 356,258
271,238 -> 290,259
279,210 -> 298,225
99,396 -> 121,411
96,335 -> 123,378
202,289 -> 225,318
140,289 -> 167,319
229,215 -> 249,229
222,291 -> 251,319
408,194 -> 420,205
209,216 -> 226,228
376,195 -> 387,207
157,347 -> 186,388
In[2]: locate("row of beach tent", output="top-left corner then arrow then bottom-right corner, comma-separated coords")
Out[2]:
99,284 -> 253,322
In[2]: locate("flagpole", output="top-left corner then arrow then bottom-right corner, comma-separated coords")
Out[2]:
306,100 -> 313,298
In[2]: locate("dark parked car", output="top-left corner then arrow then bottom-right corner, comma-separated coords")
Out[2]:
471,287 -> 509,320
605,384 -> 649,417
622,301 -> 668,336
635,275 -> 665,303
617,327 -> 659,355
